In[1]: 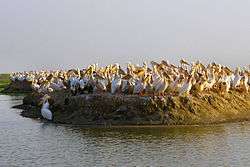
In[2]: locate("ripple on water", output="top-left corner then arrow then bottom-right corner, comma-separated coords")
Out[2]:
1,95 -> 250,166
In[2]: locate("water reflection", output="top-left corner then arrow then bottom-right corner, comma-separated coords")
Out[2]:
1,94 -> 250,167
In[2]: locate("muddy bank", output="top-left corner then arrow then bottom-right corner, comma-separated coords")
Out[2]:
14,90 -> 250,126
1,81 -> 32,93
13,92 -> 44,118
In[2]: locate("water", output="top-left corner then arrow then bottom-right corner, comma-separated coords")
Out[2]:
1,95 -> 250,167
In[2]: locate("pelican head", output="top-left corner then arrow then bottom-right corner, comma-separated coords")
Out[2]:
39,94 -> 51,106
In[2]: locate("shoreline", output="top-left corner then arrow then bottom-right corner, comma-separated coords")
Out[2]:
9,88 -> 250,126
11,102 -> 250,128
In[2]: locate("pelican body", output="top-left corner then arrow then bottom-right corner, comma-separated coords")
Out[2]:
41,100 -> 53,121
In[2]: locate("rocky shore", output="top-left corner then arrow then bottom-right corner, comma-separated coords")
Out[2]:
12,88 -> 250,126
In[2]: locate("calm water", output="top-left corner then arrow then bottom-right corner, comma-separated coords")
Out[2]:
1,95 -> 250,167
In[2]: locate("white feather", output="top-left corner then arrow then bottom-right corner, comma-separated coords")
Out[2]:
41,101 -> 53,120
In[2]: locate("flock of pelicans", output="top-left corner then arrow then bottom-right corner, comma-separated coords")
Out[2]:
10,59 -> 250,97
9,59 -> 250,120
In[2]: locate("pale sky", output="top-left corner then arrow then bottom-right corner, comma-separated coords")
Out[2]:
0,0 -> 250,72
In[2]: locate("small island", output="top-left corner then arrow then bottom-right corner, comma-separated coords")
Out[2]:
1,60 -> 250,126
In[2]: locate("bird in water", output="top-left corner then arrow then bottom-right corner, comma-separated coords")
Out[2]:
40,95 -> 53,121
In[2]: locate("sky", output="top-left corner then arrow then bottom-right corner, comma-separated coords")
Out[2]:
0,0 -> 250,72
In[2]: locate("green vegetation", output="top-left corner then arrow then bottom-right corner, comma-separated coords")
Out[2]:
0,74 -> 10,92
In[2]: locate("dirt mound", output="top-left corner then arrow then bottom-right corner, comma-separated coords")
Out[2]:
17,90 -> 250,126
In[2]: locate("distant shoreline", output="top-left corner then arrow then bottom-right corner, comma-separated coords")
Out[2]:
0,74 -> 10,92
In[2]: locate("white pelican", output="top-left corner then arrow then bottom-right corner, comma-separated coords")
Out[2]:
204,69 -> 216,90
154,76 -> 169,96
172,75 -> 185,93
133,79 -> 146,95
9,59 -> 250,97
79,78 -> 89,90
179,76 -> 193,95
69,77 -> 79,95
111,74 -> 122,94
232,67 -> 241,88
41,95 -> 53,121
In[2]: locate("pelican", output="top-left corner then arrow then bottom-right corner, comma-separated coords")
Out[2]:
232,67 -> 241,88
9,59 -> 250,97
133,79 -> 145,95
111,74 -> 122,94
161,60 -> 170,67
240,74 -> 249,93
179,76 -> 193,95
171,75 -> 185,93
180,59 -> 190,66
79,78 -> 89,90
69,77 -> 79,95
40,95 -> 53,121
154,76 -> 169,96
204,69 -> 216,90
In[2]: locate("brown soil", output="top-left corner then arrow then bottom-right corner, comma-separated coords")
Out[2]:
14,90 -> 250,126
